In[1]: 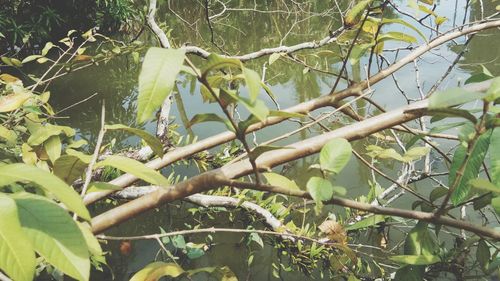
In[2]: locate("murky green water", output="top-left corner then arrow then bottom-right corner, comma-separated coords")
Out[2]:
40,0 -> 499,279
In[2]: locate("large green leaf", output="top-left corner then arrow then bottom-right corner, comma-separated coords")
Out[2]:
404,222 -> 438,256
188,113 -> 234,131
0,194 -> 35,281
0,164 -> 90,220
94,155 -> 170,187
449,131 -> 492,205
491,128 -> 500,186
429,88 -> 485,109
320,138 -> 352,173
13,192 -> 90,281
137,47 -> 185,124
53,155 -> 88,184
130,262 -> 184,281
105,124 -> 164,158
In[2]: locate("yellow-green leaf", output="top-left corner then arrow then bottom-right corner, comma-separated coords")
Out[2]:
130,262 -> 184,281
0,91 -> 31,112
105,124 -> 164,158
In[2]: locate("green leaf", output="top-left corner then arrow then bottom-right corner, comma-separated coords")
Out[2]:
263,172 -> 300,190
469,178 -> 500,194
426,108 -> 478,124
0,124 -> 17,145
188,113 -> 234,131
0,194 -> 35,281
0,91 -> 31,112
492,197 -> 500,214
137,47 -> 185,124
65,149 -> 92,164
449,131 -> 492,205
77,222 -> 102,257
95,155 -> 170,187
394,265 -> 424,281
105,124 -> 164,158
465,66 -> 494,85
53,155 -> 88,184
306,177 -> 334,202
268,53 -> 281,65
402,146 -> 431,162
378,32 -> 417,44
381,18 -> 426,42
485,77 -> 500,102
0,164 -> 90,220
404,222 -> 438,256
130,262 -> 184,281
319,138 -> 352,173
86,182 -> 121,194
345,215 -> 385,231
429,88 -> 485,109
345,0 -> 373,26
249,145 -> 287,161
390,255 -> 440,265
491,128 -> 500,186
28,123 -> 75,146
44,135 -> 61,163
13,192 -> 90,281
389,255 -> 441,265
242,67 -> 261,102
201,54 -> 241,77
477,240 -> 490,271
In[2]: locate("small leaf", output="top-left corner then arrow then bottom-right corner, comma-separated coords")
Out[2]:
378,32 -> 417,44
306,177 -> 334,202
345,215 -> 385,231
137,48 -> 185,124
491,128 -> 500,186
469,178 -> 500,194
345,0 -> 373,26
28,124 -> 75,146
44,135 -> 62,163
477,240 -> 490,271
403,146 -> 431,162
188,113 -> 234,131
0,124 -> 17,145
22,55 -> 44,64
242,67 -> 262,102
95,155 -> 170,187
268,53 -> 281,65
0,164 -> 90,220
263,173 -> 300,190
130,262 -> 184,281
106,124 -> 164,158
319,138 -> 352,173
0,194 -> 36,281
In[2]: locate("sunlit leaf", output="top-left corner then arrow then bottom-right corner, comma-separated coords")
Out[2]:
307,177 -> 334,202
188,113 -> 234,131
0,124 -> 17,145
201,54 -> 241,77
242,66 -> 261,102
86,182 -> 121,194
130,262 -> 184,281
0,91 -> 31,112
137,47 -> 185,124
485,77 -> 500,102
13,192 -> 90,281
44,135 -> 61,163
319,138 -> 352,173
263,172 -> 300,190
0,164 -> 90,220
95,155 -> 170,187
268,53 -> 281,65
28,124 -> 75,146
0,194 -> 35,281
345,0 -> 373,26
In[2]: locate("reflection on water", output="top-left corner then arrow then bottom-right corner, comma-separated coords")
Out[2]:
40,0 -> 500,279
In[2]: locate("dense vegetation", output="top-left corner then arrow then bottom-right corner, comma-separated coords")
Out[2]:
0,0 -> 499,280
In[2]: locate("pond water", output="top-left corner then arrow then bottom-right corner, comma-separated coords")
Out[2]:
39,0 -> 500,280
